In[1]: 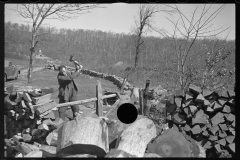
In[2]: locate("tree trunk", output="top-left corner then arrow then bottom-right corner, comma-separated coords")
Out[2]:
28,26 -> 36,84
114,116 -> 156,157
56,114 -> 108,158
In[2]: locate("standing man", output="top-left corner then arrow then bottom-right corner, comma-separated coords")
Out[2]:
57,62 -> 82,121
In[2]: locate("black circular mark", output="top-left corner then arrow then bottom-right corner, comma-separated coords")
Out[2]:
117,103 -> 138,124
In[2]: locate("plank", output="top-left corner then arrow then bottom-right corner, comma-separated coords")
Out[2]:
35,100 -> 57,115
191,125 -> 202,135
32,93 -> 52,105
211,112 -> 224,126
192,109 -> 209,125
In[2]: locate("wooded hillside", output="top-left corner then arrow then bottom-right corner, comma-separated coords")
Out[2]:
5,22 -> 235,91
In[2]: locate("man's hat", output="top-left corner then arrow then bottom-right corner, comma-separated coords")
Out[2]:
59,65 -> 66,71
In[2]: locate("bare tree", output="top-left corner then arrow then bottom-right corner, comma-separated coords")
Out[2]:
161,4 -> 230,90
14,4 -> 103,84
132,4 -> 173,68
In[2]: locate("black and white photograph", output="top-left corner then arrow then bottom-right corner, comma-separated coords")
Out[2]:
4,3 -> 235,158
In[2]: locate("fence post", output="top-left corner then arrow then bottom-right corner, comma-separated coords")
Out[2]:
139,88 -> 144,115
96,80 -> 103,117
143,80 -> 150,115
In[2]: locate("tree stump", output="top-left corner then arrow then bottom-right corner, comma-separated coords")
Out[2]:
56,113 -> 108,158
147,128 -> 206,157
114,116 -> 156,157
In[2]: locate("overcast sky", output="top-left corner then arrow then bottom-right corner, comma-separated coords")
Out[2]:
5,3 -> 235,40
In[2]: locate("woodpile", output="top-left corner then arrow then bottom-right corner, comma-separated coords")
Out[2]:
4,85 -> 59,157
164,84 -> 235,158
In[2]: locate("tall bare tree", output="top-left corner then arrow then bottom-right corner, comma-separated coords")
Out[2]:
14,4 -> 102,84
132,4 -> 173,68
161,4 -> 231,90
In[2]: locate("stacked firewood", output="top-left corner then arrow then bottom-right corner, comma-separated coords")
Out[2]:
4,85 -> 61,157
165,84 -> 235,158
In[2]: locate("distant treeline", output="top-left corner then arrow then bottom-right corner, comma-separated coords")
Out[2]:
5,21 -> 235,90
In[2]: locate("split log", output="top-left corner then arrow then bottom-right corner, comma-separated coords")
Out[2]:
227,90 -> 235,98
202,89 -> 213,97
188,84 -> 202,96
191,125 -> 202,135
226,113 -> 235,122
215,144 -> 222,153
218,131 -> 227,138
219,123 -> 228,131
174,89 -> 185,98
217,138 -> 226,146
195,94 -> 205,104
147,128 -> 205,157
210,125 -> 220,135
174,97 -> 182,108
218,98 -> 228,106
228,143 -> 235,153
183,124 -> 191,132
172,112 -> 186,124
222,104 -> 231,113
56,114 -> 109,158
32,93 -> 52,105
189,105 -> 198,115
183,107 -> 192,118
211,112 -> 225,126
192,109 -> 209,125
203,141 -> 212,149
226,136 -> 235,144
114,116 -> 156,157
